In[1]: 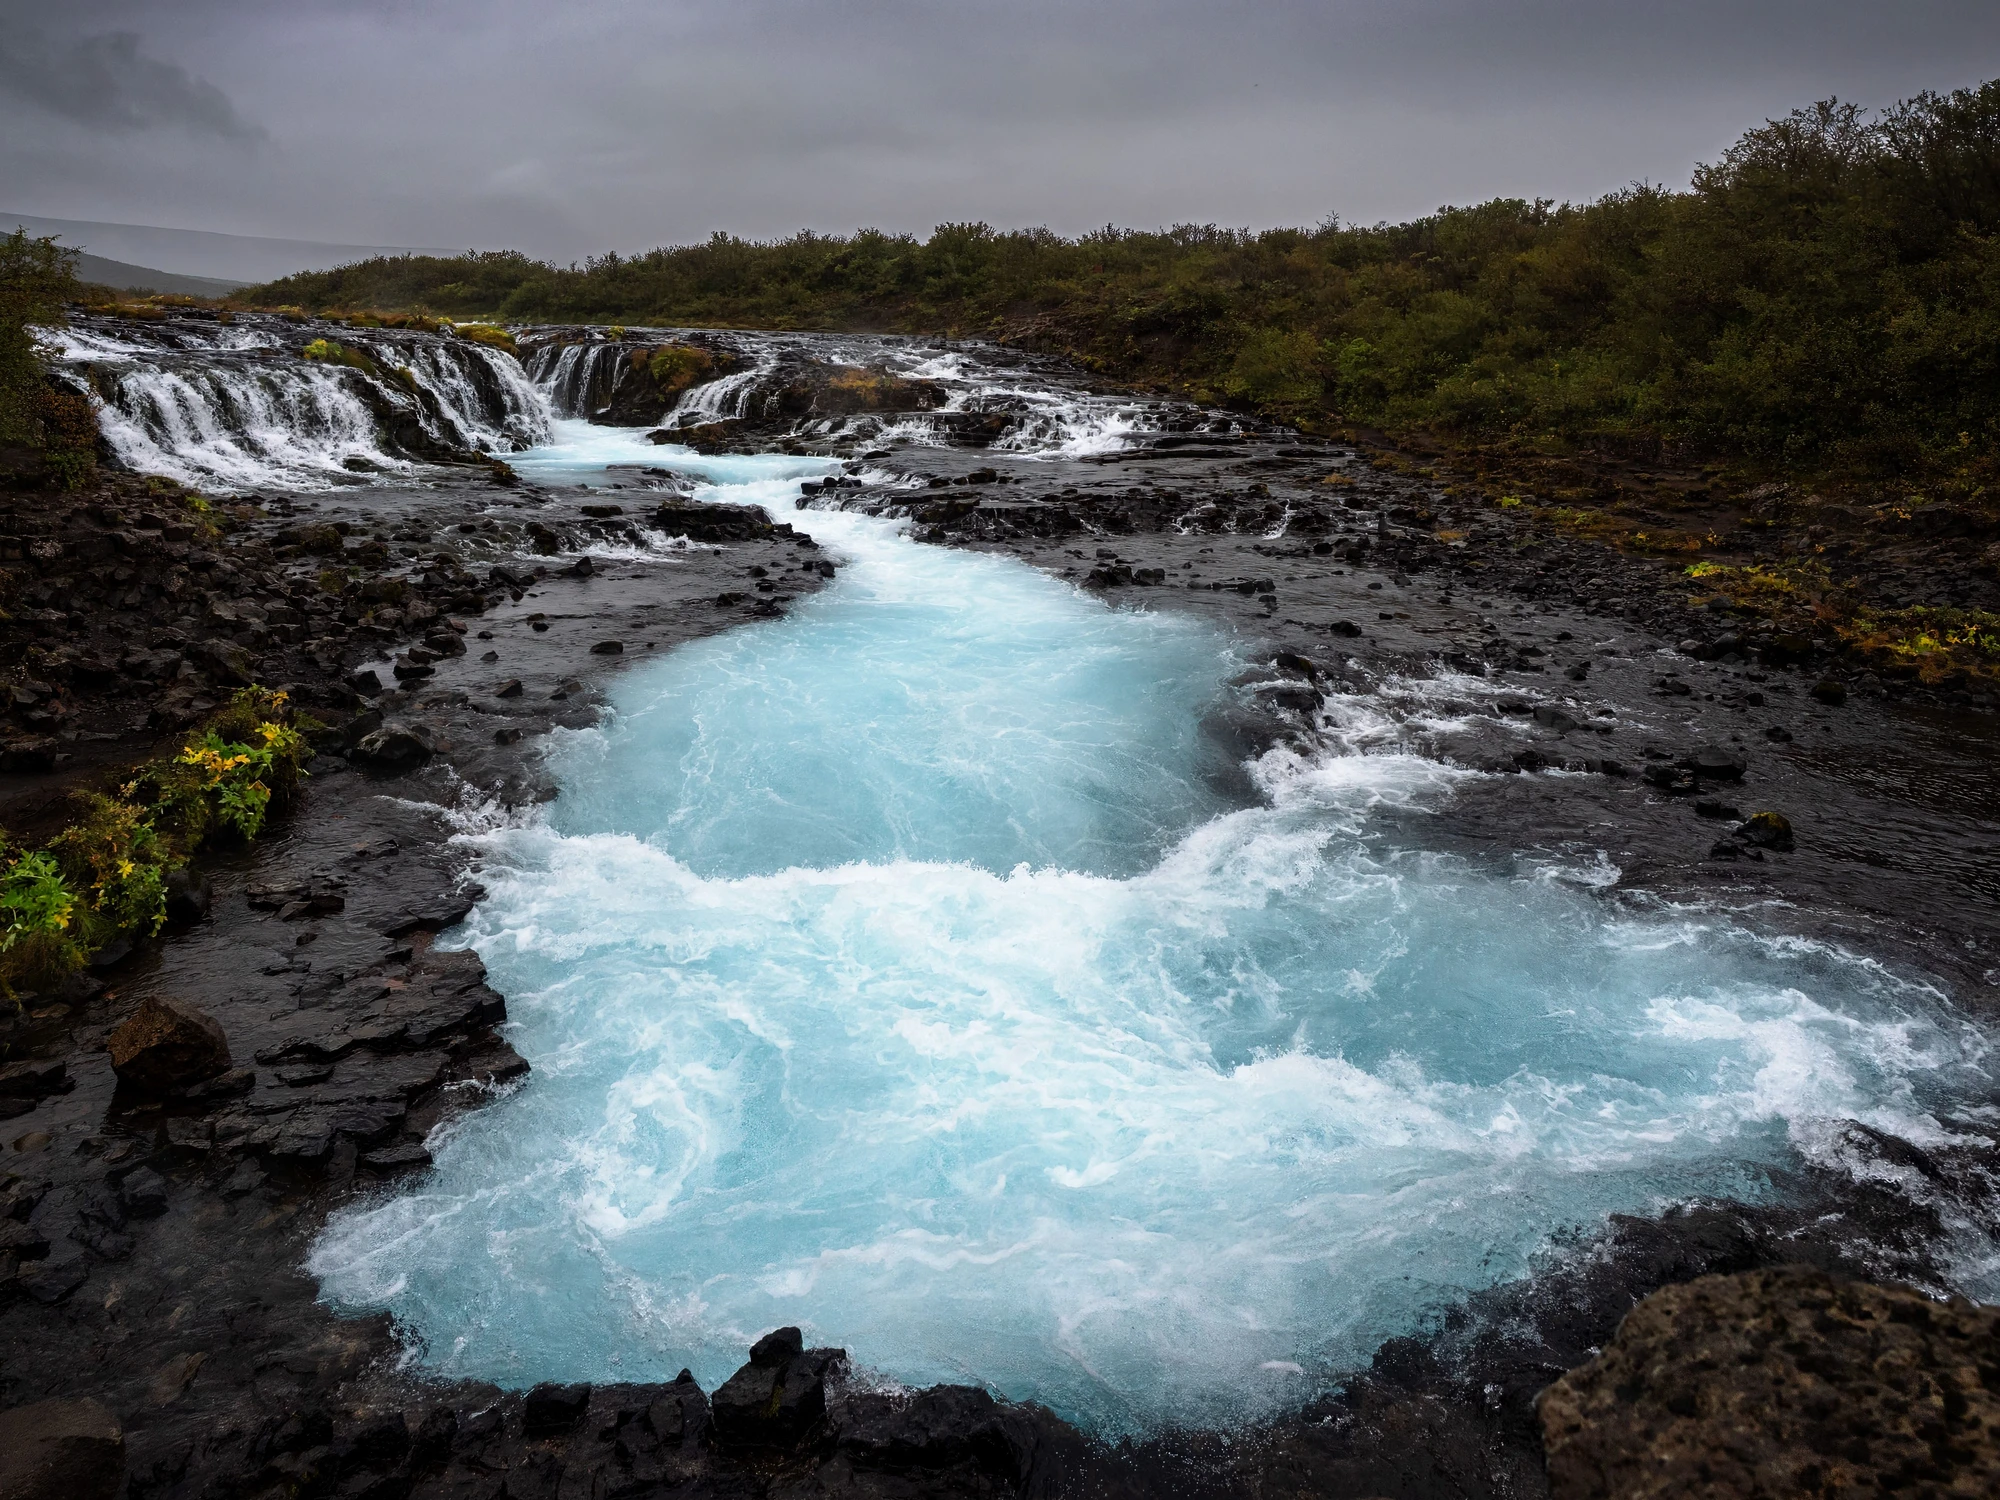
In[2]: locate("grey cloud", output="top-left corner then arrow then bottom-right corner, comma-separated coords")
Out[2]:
4,1 -> 1999,264
0,29 -> 265,141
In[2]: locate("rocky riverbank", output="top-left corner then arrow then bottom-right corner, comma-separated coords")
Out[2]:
4,326 -> 1998,1499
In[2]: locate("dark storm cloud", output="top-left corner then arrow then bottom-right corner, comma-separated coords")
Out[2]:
3,0 -> 1999,267
0,28 -> 264,141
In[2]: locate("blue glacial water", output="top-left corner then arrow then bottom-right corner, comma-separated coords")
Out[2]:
310,492 -> 1995,1434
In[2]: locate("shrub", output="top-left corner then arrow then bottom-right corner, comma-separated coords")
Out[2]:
1225,329 -> 1324,406
144,689 -> 313,846
454,323 -> 518,355
0,846 -> 83,997
33,383 -> 99,489
1,690 -> 317,995
647,344 -> 713,391
46,795 -> 169,941
0,228 -> 83,453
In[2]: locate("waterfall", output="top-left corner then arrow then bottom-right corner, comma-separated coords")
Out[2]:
523,339 -> 634,420
49,311 -> 553,492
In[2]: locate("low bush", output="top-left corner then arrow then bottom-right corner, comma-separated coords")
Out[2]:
237,79 -> 2000,491
1,688 -> 318,999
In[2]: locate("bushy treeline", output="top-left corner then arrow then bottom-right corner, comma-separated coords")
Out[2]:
248,82 -> 2000,481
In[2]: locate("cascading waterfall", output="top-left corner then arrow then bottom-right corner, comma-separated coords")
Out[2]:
660,356 -> 775,428
50,312 -> 551,491
525,340 -> 635,420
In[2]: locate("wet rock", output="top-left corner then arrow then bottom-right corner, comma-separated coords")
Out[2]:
522,1383 -> 591,1437
1739,810 -> 1796,851
836,1385 -> 1055,1484
1538,1265 -> 2000,1499
348,669 -> 383,697
107,995 -> 231,1096
381,893 -> 479,937
1533,705 -> 1579,734
353,721 -> 436,766
118,1167 -> 169,1218
1685,745 -> 1747,780
646,1373 -> 713,1446
361,1142 -> 432,1171
589,639 -> 623,655
1642,764 -> 1697,794
1810,677 -> 1849,705
162,867 -> 213,928
711,1326 -> 848,1449
0,1397 -> 125,1500
651,501 -> 774,542
0,1059 -> 72,1114
1693,800 -> 1742,821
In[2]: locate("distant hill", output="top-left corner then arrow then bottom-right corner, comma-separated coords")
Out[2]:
4,212 -> 456,286
72,252 -> 246,299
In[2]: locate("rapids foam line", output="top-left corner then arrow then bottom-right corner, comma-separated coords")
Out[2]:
308,502 -> 1997,1433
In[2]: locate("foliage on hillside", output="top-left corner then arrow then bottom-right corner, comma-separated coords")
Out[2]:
243,84 -> 2000,488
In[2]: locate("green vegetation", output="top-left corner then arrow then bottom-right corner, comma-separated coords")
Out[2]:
646,343 -> 714,392
0,228 -> 96,488
242,82 -> 2000,492
0,689 -> 317,998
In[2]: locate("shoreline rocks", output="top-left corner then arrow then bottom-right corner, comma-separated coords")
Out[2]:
1539,1266 -> 2000,1499
106,996 -> 231,1096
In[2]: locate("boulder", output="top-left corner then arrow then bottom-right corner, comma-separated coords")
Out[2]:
650,502 -> 773,542
162,867 -> 213,929
837,1385 -> 1050,1483
711,1326 -> 847,1449
1539,1265 -> 2000,1499
353,722 -> 435,767
1685,745 -> 1747,780
108,996 -> 230,1095
522,1383 -> 591,1437
0,1398 -> 125,1500
1738,810 -> 1795,851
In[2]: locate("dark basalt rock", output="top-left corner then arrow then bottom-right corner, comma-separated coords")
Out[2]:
835,1384 -> 1058,1485
107,995 -> 231,1096
161,866 -> 213,928
0,1058 -> 73,1114
1684,744 -> 1747,780
1538,1265 -> 2000,1499
353,720 -> 436,766
1738,810 -> 1795,851
651,501 -> 776,542
0,1397 -> 126,1500
522,1382 -> 591,1436
711,1326 -> 848,1449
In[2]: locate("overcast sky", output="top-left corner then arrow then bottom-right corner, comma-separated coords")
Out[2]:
3,0 -> 1997,263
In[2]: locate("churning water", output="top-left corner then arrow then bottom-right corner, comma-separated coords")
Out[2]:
309,492 -> 1995,1431
67,312 -> 1986,1428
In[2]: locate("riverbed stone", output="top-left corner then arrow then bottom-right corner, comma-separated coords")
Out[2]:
107,995 -> 231,1095
0,1397 -> 125,1500
353,720 -> 436,765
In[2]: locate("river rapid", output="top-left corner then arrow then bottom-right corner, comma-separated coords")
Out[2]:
50,313 -> 2000,1435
